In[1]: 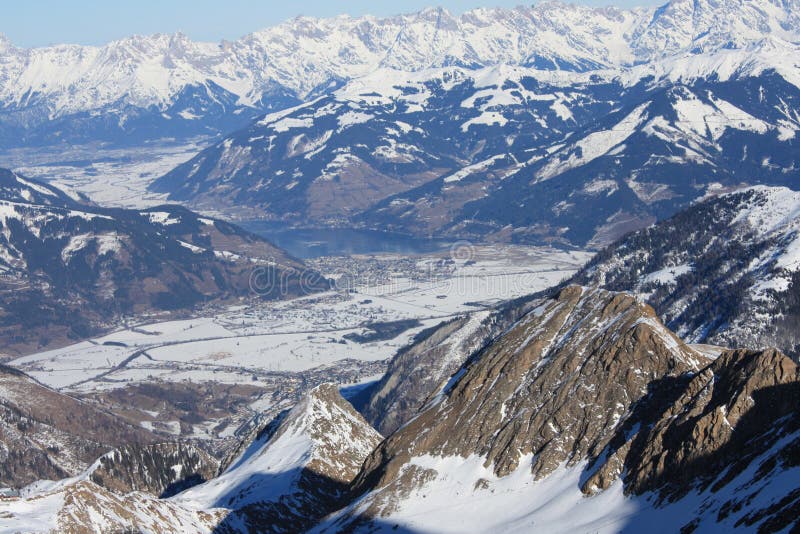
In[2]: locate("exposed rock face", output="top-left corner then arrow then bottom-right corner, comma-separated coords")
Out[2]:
353,286 -> 705,497
0,479 -> 224,533
88,442 -> 219,498
361,294 -> 551,436
0,384 -> 382,533
321,286 -> 800,532
177,383 -> 382,533
0,365 -> 156,489
588,348 -> 800,498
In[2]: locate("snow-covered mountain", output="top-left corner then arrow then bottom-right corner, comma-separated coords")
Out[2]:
3,287 -> 799,532
0,477 -> 223,533
2,0 -> 799,146
322,286 -> 800,532
570,185 -> 800,356
0,169 -> 323,356
152,57 -> 800,245
174,383 -> 382,531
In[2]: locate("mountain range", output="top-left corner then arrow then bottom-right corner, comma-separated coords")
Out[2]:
1,0 -> 799,247
151,63 -> 800,245
1,0 -> 798,147
1,0 -> 800,531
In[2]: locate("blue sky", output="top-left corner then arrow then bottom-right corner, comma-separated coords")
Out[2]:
4,0 -> 663,48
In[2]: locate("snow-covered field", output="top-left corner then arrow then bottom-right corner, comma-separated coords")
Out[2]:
0,140 -> 208,209
11,246 -> 590,395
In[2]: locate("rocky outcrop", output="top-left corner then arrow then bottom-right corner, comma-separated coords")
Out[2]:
0,384 -> 381,533
354,286 -> 705,494
587,348 -> 800,498
361,313 -> 494,435
322,286 -> 800,532
88,442 -> 219,498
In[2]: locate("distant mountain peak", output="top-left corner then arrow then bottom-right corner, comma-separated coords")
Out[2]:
2,0 -> 799,148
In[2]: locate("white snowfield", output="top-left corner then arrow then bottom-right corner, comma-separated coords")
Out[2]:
315,435 -> 800,533
0,0 -> 799,117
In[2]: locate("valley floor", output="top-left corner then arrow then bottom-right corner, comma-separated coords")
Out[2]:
0,140 -> 206,210
9,245 -> 591,453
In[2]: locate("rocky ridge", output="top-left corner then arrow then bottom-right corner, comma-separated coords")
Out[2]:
321,286 -> 800,532
570,185 -> 800,357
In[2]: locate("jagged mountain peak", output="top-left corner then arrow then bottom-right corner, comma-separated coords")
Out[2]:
275,382 -> 383,486
355,285 -> 706,490
175,383 -> 381,530
320,286 -> 800,532
600,346 -> 800,499
0,33 -> 12,52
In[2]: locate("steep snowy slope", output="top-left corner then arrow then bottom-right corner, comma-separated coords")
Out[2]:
174,383 -> 382,532
448,71 -> 800,246
319,286 -> 800,533
571,185 -> 800,356
2,0 -> 799,146
0,442 -> 222,532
